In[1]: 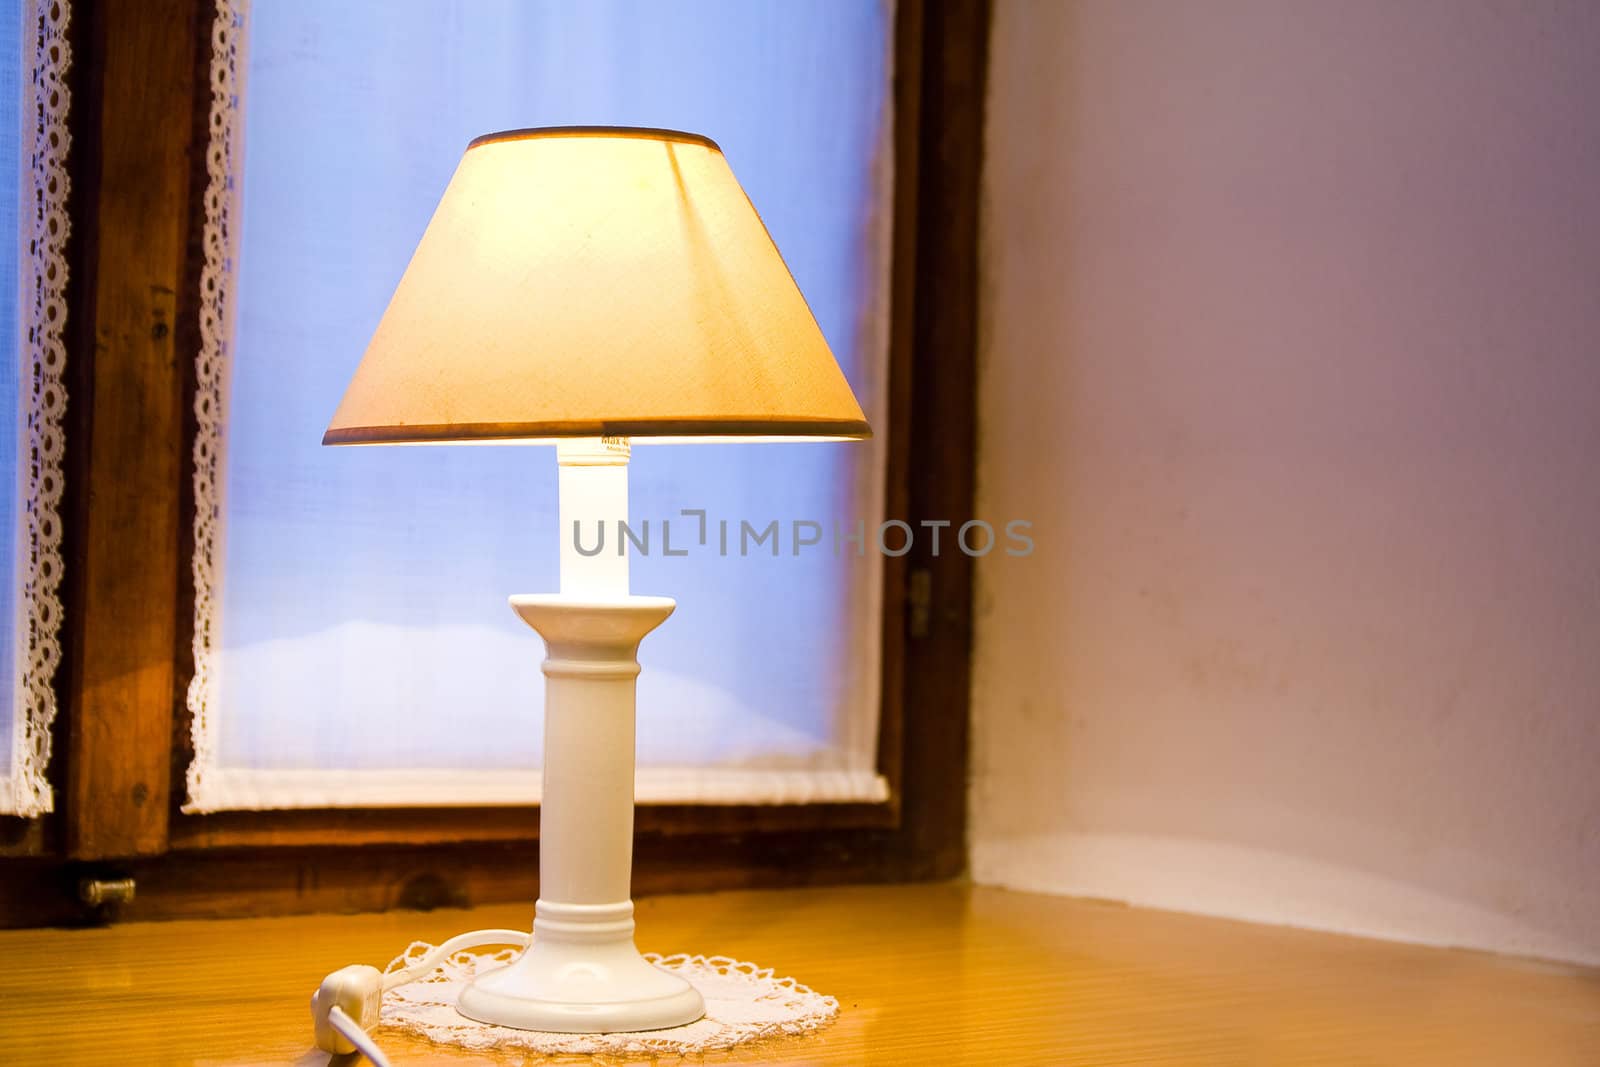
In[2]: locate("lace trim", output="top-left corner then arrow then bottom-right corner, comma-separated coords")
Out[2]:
4,0 -> 72,817
184,0 -> 247,808
381,942 -> 839,1056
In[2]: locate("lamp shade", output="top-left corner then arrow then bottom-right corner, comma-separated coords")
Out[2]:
323,127 -> 870,445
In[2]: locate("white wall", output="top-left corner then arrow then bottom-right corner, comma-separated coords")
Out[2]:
972,0 -> 1600,965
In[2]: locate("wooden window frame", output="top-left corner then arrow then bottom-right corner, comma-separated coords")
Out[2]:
0,0 -> 989,924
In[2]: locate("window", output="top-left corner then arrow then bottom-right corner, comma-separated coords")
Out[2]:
185,1 -> 893,810
0,0 -> 985,923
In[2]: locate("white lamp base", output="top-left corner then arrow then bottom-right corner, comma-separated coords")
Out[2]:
458,592 -> 704,1034
456,900 -> 704,1033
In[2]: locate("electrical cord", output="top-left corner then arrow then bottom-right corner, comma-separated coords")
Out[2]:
381,928 -> 530,991
311,928 -> 530,1064
328,1005 -> 392,1067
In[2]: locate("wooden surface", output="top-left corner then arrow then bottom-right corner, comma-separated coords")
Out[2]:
1,882 -> 1596,1065
62,0 -> 202,859
884,0 -> 990,881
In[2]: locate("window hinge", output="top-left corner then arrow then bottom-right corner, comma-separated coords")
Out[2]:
908,568 -> 932,639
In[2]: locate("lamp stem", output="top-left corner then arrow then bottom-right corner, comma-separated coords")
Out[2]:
556,436 -> 631,598
455,436 -> 703,1033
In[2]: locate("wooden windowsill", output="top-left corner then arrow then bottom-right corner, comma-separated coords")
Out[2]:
1,882 -> 1595,1064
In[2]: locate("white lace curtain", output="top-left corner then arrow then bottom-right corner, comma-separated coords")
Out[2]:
185,0 -> 894,810
0,0 -> 70,817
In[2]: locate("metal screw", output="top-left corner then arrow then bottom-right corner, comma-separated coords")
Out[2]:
79,876 -> 136,908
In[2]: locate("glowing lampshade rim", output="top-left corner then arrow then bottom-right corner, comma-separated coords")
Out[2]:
322,415 -> 872,446
466,125 -> 723,153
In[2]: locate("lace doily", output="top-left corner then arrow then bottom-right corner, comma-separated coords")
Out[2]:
3,0 -> 73,817
380,941 -> 839,1057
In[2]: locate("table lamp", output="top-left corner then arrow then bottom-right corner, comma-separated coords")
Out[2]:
323,126 -> 870,1034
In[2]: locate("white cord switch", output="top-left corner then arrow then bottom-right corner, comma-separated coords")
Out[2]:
312,964 -> 384,1055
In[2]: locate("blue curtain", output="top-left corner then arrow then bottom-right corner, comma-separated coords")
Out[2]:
215,1 -> 890,775
0,0 -> 25,772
